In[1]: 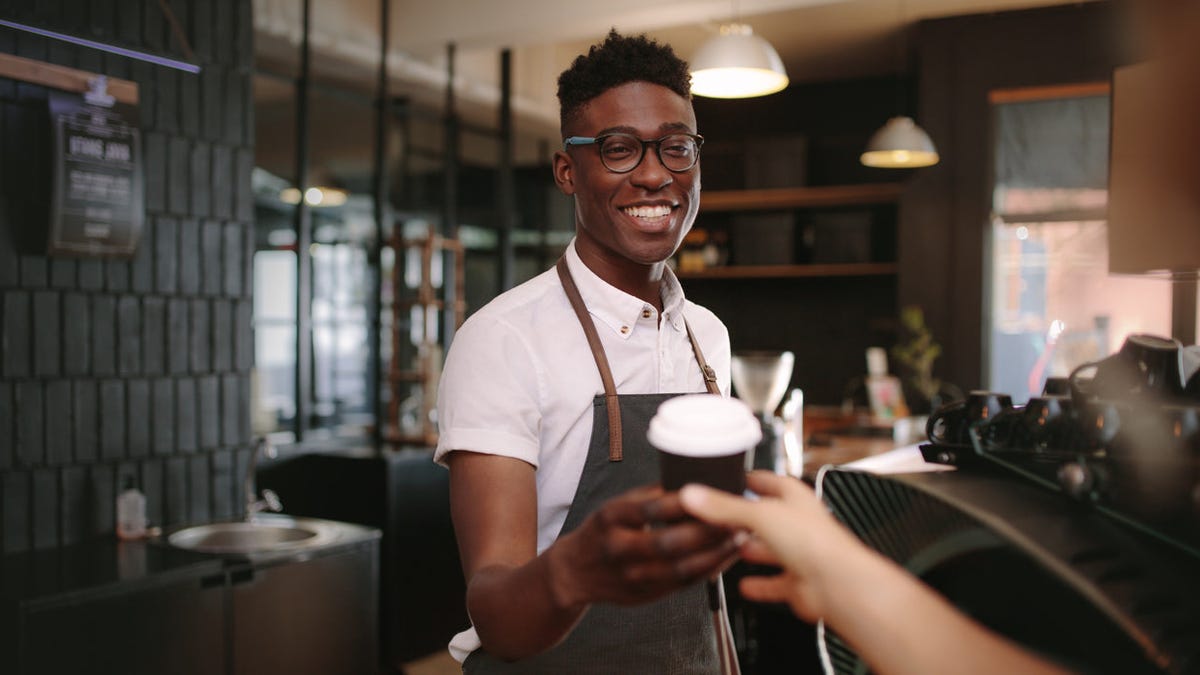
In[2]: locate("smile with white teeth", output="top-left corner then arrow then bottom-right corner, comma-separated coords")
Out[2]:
622,204 -> 672,218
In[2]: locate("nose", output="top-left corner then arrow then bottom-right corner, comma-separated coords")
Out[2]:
629,144 -> 673,191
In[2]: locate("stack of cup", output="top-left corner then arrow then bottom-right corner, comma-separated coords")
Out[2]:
648,394 -> 762,494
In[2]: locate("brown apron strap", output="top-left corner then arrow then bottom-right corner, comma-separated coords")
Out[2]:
685,319 -> 721,395
557,257 -> 624,461
556,256 -> 721,462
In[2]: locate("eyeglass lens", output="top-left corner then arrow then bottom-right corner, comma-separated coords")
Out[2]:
599,134 -> 700,173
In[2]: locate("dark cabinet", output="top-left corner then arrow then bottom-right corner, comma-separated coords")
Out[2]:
230,548 -> 378,675
21,572 -> 226,675
256,449 -> 469,670
12,538 -> 379,675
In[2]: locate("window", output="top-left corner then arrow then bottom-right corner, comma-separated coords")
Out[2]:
253,248 -> 297,434
252,77 -> 379,441
987,87 -> 1172,402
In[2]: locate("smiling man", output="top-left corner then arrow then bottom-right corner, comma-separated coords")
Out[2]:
435,31 -> 738,673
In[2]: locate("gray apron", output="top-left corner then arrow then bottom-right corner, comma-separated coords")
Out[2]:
463,258 -> 733,674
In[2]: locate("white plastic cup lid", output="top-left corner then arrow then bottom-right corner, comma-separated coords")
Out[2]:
648,394 -> 762,457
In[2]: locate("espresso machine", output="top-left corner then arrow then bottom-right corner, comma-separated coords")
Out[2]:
818,334 -> 1200,675
731,351 -> 795,473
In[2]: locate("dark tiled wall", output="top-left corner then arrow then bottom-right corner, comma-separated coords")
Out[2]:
0,1 -> 256,553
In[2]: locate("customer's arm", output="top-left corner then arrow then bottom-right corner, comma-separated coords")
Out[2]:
680,471 -> 1068,675
447,451 -> 739,661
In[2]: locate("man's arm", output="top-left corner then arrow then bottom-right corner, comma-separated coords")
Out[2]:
448,451 -> 740,661
447,451 -> 582,660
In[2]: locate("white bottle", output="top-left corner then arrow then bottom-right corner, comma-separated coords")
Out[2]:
781,388 -> 805,478
865,347 -> 909,420
116,479 -> 147,541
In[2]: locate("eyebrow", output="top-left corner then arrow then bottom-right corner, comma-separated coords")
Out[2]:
593,122 -> 695,137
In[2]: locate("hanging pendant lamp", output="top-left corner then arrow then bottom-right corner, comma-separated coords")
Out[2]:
860,116 -> 939,168
690,23 -> 789,99
861,0 -> 938,168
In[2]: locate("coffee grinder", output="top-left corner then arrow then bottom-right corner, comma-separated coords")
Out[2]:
730,351 -> 795,473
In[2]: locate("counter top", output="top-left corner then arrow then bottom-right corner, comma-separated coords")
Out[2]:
0,538 -> 223,606
0,517 -> 380,606
799,405 -> 930,479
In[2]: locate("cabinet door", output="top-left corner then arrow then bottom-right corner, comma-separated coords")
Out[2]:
230,545 -> 378,675
21,574 -> 226,675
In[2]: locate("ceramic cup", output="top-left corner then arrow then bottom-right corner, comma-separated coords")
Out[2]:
1070,334 -> 1186,406
927,390 -> 1013,446
1078,399 -> 1127,447
648,394 -> 761,495
1018,395 -> 1077,450
1041,377 -> 1071,396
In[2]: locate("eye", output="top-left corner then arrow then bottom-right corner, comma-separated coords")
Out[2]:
661,136 -> 696,157
600,136 -> 639,158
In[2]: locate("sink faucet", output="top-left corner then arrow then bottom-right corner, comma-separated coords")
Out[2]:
245,436 -> 283,520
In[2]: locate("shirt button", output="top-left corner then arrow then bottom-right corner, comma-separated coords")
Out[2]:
642,309 -> 652,319
620,325 -> 630,335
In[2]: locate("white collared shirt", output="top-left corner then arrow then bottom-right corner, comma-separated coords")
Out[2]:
434,239 -> 731,661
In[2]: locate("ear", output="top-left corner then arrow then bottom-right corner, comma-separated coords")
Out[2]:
552,150 -> 576,196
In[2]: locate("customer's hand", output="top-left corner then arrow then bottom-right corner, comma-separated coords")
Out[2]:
680,470 -> 869,622
682,474 -> 1073,675
547,484 -> 741,609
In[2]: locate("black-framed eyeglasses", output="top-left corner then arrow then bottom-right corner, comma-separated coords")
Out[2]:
563,132 -> 704,173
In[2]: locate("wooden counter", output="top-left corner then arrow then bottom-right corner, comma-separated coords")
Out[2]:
796,405 -> 910,480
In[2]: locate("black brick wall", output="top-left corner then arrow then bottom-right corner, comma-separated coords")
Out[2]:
0,0 -> 255,553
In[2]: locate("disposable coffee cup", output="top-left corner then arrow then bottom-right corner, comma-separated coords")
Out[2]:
648,394 -> 762,494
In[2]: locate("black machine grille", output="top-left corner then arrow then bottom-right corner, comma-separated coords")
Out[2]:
814,468 -> 1200,675
816,469 -> 991,675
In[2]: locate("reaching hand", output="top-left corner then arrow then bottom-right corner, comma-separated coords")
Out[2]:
548,484 -> 742,609
679,471 -> 868,622
681,471 -> 1071,675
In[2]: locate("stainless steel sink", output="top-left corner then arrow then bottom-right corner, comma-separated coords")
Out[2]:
166,515 -> 340,555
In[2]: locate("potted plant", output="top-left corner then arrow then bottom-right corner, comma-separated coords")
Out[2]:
890,306 -> 962,415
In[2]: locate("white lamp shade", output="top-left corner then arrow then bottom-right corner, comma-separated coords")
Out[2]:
860,116 -> 940,168
690,23 -> 789,99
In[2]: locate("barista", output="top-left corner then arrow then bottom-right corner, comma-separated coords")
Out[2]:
435,31 -> 739,672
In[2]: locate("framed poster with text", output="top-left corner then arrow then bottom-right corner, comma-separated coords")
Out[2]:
47,89 -> 144,257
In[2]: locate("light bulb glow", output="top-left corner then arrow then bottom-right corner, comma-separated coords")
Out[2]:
860,149 -> 939,168
277,186 -> 348,207
690,67 -> 789,98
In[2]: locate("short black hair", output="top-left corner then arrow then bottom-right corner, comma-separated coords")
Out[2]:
557,30 -> 692,134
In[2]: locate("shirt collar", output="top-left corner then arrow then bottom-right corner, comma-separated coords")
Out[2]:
563,239 -> 687,339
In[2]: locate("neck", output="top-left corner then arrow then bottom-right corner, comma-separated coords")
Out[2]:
575,250 -> 667,312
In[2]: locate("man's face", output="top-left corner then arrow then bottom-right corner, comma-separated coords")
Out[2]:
554,81 -> 700,270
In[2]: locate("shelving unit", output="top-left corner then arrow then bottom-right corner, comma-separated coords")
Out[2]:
677,262 -> 897,280
384,232 -> 465,447
683,183 -> 904,280
699,183 -> 903,213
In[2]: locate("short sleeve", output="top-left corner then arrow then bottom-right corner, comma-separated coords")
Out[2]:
434,313 -> 543,467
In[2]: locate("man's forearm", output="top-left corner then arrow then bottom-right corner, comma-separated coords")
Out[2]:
467,548 -> 589,661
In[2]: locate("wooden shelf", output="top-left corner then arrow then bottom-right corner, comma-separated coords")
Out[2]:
699,183 -> 903,212
677,262 -> 897,279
